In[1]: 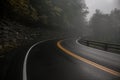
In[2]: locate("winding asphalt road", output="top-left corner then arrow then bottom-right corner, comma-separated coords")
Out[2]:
4,39 -> 120,80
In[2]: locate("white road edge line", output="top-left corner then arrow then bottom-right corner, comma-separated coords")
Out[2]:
57,40 -> 120,77
76,39 -> 81,46
75,39 -> 120,76
23,39 -> 56,80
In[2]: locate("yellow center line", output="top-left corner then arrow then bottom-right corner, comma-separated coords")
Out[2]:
57,40 -> 120,77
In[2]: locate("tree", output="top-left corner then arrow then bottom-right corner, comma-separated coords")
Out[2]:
1,0 -> 88,32
30,0 -> 88,31
109,8 -> 120,43
89,8 -> 120,43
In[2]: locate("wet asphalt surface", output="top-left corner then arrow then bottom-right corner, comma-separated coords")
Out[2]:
1,39 -> 120,80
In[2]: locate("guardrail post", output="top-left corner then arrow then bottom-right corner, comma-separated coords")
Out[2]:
86,41 -> 89,46
104,43 -> 108,51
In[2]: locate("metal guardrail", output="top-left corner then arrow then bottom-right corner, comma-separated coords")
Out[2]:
79,40 -> 120,51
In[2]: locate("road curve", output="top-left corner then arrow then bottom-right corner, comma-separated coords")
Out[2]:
23,39 -> 120,80
57,40 -> 120,77
3,39 -> 120,80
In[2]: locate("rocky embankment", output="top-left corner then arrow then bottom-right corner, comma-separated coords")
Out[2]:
0,18 -> 68,55
0,19 -> 37,54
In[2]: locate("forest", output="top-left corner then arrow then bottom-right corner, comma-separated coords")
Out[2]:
87,8 -> 120,44
0,0 -> 87,54
0,0 -> 120,54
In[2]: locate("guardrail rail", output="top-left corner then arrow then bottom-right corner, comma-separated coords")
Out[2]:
79,40 -> 120,52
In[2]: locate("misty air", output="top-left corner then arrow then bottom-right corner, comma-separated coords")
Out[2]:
0,0 -> 120,80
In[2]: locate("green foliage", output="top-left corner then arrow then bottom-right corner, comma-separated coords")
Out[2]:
8,0 -> 39,20
1,0 -> 88,30
0,0 -> 88,54
30,0 -> 88,30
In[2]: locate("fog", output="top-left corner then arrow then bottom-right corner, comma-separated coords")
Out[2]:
85,0 -> 118,20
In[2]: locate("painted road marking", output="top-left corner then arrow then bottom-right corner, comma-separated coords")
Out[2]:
57,40 -> 120,77
23,39 -> 57,80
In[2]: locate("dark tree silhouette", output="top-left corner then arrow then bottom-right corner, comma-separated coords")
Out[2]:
89,8 -> 120,43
